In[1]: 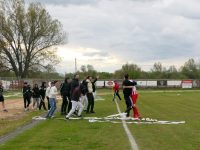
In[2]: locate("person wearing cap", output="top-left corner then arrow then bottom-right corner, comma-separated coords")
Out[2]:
46,81 -> 58,118
0,81 -> 8,112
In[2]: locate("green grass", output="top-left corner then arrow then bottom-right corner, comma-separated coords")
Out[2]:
3,90 -> 22,99
0,111 -> 44,136
0,90 -> 200,150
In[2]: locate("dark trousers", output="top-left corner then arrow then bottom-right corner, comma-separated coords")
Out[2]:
87,93 -> 94,112
124,95 -> 133,117
23,96 -> 31,109
61,95 -> 68,114
113,90 -> 121,101
39,95 -> 47,110
46,97 -> 51,110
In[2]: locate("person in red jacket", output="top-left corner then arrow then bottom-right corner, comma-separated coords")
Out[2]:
131,85 -> 141,119
113,80 -> 121,101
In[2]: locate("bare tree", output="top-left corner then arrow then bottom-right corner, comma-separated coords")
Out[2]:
0,0 -> 66,78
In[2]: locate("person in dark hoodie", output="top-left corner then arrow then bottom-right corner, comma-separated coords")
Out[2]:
92,76 -> 99,98
60,77 -> 71,115
22,82 -> 32,111
122,74 -> 137,117
32,84 -> 40,110
39,82 -> 47,111
69,74 -> 80,112
65,85 -> 83,119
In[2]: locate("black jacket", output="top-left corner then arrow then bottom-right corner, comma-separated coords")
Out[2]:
92,78 -> 98,92
122,79 -> 137,96
60,82 -> 71,96
32,87 -> 40,98
39,85 -> 46,97
23,86 -> 32,98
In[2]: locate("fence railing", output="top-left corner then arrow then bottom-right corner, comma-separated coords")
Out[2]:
1,77 -> 200,90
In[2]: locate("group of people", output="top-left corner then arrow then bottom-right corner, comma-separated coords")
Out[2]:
21,74 -> 99,119
62,74 -> 99,119
22,82 -> 48,111
113,74 -> 140,119
1,73 -> 140,120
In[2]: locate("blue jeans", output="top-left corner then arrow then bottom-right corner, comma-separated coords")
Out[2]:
46,98 -> 56,118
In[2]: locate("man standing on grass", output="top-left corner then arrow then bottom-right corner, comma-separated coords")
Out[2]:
65,85 -> 84,119
39,82 -> 47,111
22,82 -> 32,111
60,77 -> 71,115
46,81 -> 58,119
122,74 -> 137,117
0,81 -> 8,112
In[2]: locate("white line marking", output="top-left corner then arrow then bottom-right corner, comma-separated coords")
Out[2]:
114,99 -> 139,150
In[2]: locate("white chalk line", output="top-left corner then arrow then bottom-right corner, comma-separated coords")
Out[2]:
114,99 -> 139,150
32,115 -> 185,125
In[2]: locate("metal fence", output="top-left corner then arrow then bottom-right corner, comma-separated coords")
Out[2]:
0,77 -> 200,90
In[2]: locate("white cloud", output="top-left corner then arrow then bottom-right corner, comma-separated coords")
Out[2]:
29,0 -> 200,73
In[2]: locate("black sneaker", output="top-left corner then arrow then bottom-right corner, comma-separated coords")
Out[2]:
90,111 -> 95,113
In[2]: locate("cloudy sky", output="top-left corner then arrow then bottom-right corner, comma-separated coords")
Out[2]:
27,0 -> 200,73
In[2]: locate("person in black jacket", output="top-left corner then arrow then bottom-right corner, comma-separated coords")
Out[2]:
22,82 -> 32,111
32,84 -> 40,110
60,77 -> 71,115
122,74 -> 137,117
92,76 -> 99,98
39,82 -> 47,111
0,81 -> 8,112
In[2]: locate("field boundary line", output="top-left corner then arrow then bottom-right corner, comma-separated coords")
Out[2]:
114,100 -> 139,150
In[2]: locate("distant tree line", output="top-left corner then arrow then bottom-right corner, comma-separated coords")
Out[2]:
1,58 -> 200,80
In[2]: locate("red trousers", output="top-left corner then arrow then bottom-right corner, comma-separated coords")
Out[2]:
131,94 -> 140,118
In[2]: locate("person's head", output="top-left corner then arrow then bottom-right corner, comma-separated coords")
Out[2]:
87,76 -> 92,80
65,77 -> 69,83
42,82 -> 46,87
124,74 -> 129,79
0,81 -> 2,86
24,82 -> 28,86
114,80 -> 117,83
74,74 -> 79,80
34,84 -> 38,88
51,80 -> 58,86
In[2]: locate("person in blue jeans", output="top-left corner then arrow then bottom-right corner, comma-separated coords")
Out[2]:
46,81 -> 58,119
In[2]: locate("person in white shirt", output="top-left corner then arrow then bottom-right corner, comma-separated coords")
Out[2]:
45,82 -> 51,111
46,81 -> 58,118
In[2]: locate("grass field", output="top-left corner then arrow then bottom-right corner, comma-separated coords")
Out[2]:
0,89 -> 200,150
